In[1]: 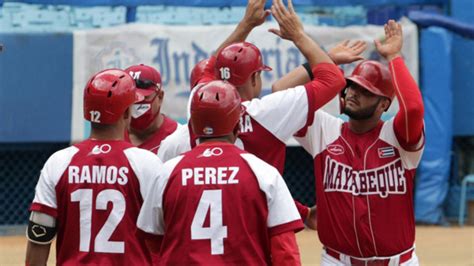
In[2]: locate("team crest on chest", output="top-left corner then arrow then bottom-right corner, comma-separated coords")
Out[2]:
327,144 -> 345,155
378,146 -> 395,158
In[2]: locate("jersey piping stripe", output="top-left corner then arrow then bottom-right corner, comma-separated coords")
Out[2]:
390,61 -> 409,143
364,138 -> 380,256
352,196 -> 364,257
340,136 -> 355,157
343,132 -> 362,256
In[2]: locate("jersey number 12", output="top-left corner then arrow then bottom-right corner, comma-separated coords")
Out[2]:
71,189 -> 125,253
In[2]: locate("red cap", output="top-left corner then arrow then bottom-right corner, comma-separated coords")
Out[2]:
83,69 -> 143,124
215,42 -> 271,86
124,64 -> 162,97
190,80 -> 244,137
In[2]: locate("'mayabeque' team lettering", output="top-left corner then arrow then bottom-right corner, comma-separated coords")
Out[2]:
182,167 -> 240,186
323,156 -> 406,198
68,165 -> 129,185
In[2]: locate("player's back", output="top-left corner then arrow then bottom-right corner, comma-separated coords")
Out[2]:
32,139 -> 160,265
159,142 -> 298,265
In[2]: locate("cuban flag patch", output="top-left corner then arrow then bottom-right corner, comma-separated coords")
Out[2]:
378,147 -> 395,158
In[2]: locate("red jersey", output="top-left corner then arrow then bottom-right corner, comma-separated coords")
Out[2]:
295,111 -> 424,257
137,142 -> 304,265
29,139 -> 163,265
125,115 -> 180,154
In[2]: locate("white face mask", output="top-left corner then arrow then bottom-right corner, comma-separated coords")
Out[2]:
131,104 -> 151,119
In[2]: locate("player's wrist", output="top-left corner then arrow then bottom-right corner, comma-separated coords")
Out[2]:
238,20 -> 255,31
386,53 -> 402,62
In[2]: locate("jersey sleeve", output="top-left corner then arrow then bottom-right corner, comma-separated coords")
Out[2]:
240,153 -> 304,236
245,63 -> 345,142
123,147 -> 164,199
137,155 -> 184,235
30,146 -> 79,217
380,118 -> 425,170
294,110 -> 344,158
390,57 -> 425,150
243,86 -> 309,142
157,125 -> 192,162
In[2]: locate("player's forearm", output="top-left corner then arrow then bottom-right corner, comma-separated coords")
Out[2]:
25,241 -> 51,266
305,64 -> 346,110
270,231 -> 302,266
391,56 -> 424,147
293,33 -> 334,68
272,66 -> 311,92
213,21 -> 254,56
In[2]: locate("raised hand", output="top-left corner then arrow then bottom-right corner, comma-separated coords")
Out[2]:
328,40 -> 367,65
243,0 -> 271,28
374,19 -> 403,61
269,0 -> 305,42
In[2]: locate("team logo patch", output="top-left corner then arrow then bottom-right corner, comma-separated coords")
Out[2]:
89,144 -> 112,155
378,147 -> 395,158
203,127 -> 214,135
198,147 -> 223,158
327,144 -> 345,155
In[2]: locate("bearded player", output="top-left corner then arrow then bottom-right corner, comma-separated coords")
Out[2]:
292,20 -> 424,265
25,69 -> 163,265
137,80 -> 304,265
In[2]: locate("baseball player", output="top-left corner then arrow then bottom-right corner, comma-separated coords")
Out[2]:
124,64 -> 181,154
137,80 -> 304,265
25,69 -> 163,265
291,20 -> 425,265
158,0 -> 351,222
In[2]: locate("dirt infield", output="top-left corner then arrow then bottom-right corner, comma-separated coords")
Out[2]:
1,226 -> 473,265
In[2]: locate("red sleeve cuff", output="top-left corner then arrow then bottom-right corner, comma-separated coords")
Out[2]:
269,220 -> 304,236
294,200 -> 309,220
389,55 -> 404,65
29,203 -> 57,218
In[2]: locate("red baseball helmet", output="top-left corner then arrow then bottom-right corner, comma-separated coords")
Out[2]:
84,69 -> 144,124
190,80 -> 244,137
345,60 -> 395,101
215,42 -> 271,86
190,58 -> 210,90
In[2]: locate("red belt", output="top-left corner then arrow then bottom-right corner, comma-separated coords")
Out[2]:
326,248 -> 414,266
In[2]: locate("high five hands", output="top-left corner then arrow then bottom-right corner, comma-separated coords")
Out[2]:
269,0 -> 305,42
375,19 -> 403,61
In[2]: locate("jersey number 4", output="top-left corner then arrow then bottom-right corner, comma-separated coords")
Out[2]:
71,189 -> 125,253
191,189 -> 228,255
